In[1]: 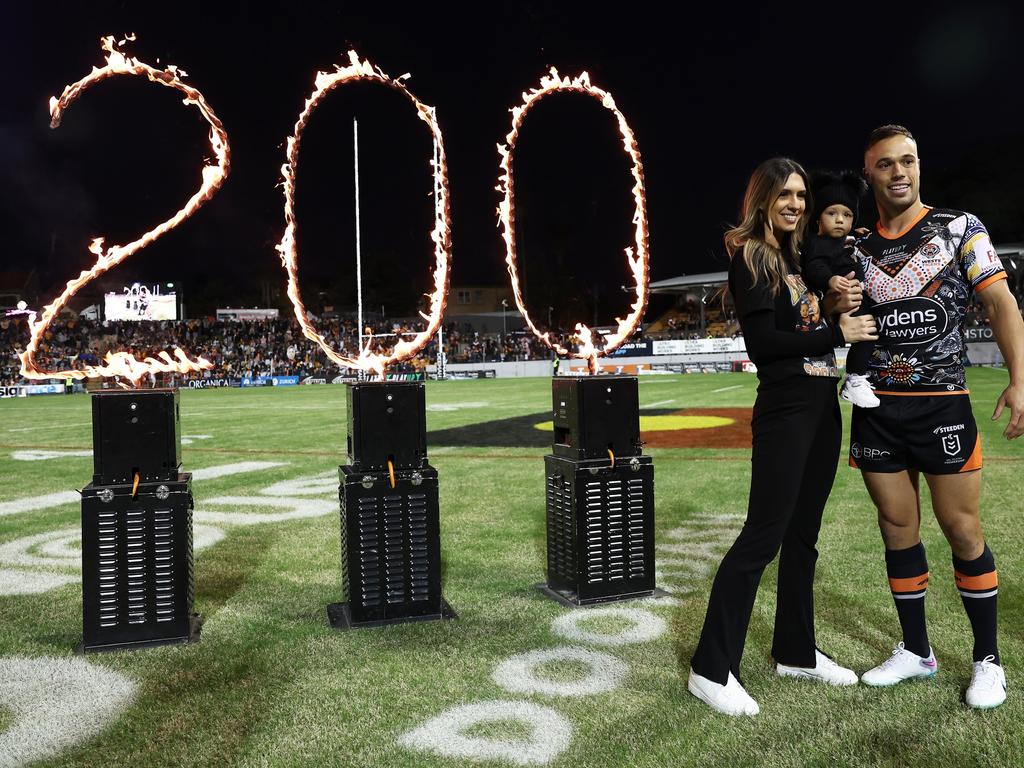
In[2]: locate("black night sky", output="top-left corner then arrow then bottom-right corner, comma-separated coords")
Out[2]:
2,2 -> 1023,327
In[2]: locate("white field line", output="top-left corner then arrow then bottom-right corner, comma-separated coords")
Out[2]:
711,384 -> 744,393
642,399 -> 676,409
0,461 -> 287,517
7,422 -> 91,433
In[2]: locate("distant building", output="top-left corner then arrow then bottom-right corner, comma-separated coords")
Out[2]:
448,285 -> 510,315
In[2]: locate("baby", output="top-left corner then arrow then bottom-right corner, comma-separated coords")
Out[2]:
803,170 -> 878,408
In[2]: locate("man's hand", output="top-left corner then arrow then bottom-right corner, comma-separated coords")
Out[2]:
992,383 -> 1024,439
978,279 -> 1024,439
824,271 -> 862,315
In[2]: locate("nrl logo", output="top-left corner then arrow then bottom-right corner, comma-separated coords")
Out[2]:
941,434 -> 962,456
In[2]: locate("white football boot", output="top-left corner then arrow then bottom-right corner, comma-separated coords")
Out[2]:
776,650 -> 858,686
965,655 -> 1007,709
841,373 -> 880,408
687,668 -> 759,716
861,642 -> 938,686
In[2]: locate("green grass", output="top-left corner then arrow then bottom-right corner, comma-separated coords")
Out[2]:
0,369 -> 1021,768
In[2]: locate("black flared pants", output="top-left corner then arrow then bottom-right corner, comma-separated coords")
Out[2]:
691,376 -> 841,685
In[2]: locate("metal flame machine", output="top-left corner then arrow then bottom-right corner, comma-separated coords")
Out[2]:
539,375 -> 659,606
78,388 -> 200,652
328,381 -> 454,629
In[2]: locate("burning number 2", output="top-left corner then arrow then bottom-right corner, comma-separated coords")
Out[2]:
19,35 -> 231,387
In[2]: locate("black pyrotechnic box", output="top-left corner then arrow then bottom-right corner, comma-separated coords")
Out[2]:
328,381 -> 454,630
79,388 -> 200,652
540,375 -> 658,606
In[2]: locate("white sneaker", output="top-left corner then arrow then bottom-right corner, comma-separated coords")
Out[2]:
776,650 -> 858,686
841,374 -> 880,408
687,668 -> 760,716
965,655 -> 1007,709
861,642 -> 938,686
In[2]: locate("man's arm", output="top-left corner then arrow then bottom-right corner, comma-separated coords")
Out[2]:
978,279 -> 1024,439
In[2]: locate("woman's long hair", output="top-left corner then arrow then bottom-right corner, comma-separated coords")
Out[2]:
725,157 -> 810,296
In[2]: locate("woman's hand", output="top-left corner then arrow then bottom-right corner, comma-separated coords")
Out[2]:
838,311 -> 878,343
824,271 -> 863,314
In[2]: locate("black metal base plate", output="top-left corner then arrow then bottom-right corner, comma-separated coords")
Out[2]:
326,600 -> 457,630
75,613 -> 203,654
534,583 -> 671,608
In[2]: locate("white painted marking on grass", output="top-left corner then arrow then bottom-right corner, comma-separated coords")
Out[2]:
0,462 -> 285,520
397,700 -> 572,766
261,472 -> 336,497
193,495 -> 334,525
642,399 -> 676,409
0,655 -> 138,768
180,434 -> 212,446
190,461 -> 286,481
425,401 -> 489,412
657,541 -> 723,560
11,450 -> 92,462
550,607 -> 666,647
0,569 -> 77,596
6,422 -> 90,433
0,528 -> 80,569
0,524 -> 225,576
0,492 -> 79,518
491,647 -> 627,698
638,596 -> 683,608
711,384 -> 743,393
193,524 -> 227,551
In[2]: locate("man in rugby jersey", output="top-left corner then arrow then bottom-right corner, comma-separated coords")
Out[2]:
851,125 -> 1024,708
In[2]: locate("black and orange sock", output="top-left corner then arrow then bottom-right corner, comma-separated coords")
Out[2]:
953,544 -> 999,665
885,543 -> 931,658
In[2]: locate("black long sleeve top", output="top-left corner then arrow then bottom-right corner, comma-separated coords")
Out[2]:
729,246 -> 843,385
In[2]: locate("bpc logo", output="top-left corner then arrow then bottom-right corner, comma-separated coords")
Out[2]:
852,443 -> 891,460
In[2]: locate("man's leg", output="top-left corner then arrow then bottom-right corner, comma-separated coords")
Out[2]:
862,470 -> 932,658
925,471 -> 999,664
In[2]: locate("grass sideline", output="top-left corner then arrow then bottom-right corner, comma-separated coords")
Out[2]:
0,369 -> 1020,768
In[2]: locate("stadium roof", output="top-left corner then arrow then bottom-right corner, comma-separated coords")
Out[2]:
649,272 -> 728,294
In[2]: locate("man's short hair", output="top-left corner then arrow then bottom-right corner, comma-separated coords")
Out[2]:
865,124 -> 915,152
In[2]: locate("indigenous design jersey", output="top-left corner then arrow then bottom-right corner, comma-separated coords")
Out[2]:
855,207 -> 1006,393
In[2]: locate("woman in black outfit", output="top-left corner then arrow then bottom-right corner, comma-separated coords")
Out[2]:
687,158 -> 878,716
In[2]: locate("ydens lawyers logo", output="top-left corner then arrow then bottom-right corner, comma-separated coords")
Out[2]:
875,297 -> 947,344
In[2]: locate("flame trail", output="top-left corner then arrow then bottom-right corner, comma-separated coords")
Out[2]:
497,68 -> 650,373
19,35 -> 230,387
277,51 -> 452,377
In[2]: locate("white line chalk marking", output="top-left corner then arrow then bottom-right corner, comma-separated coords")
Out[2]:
397,700 -> 572,766
0,655 -> 138,768
550,607 -> 666,647
491,647 -> 627,698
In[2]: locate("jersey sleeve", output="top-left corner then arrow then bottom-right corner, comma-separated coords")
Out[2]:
959,214 -> 1006,293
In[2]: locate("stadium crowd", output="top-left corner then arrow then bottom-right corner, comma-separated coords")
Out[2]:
0,315 -> 575,385
0,292 -> 1015,386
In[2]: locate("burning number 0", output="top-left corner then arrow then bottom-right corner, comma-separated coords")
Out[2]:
497,69 -> 651,374
277,51 -> 453,378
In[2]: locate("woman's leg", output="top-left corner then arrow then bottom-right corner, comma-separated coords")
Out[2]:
691,391 -> 819,684
771,393 -> 841,666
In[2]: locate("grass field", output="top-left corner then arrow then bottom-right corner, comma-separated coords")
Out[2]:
0,369 -> 1021,768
